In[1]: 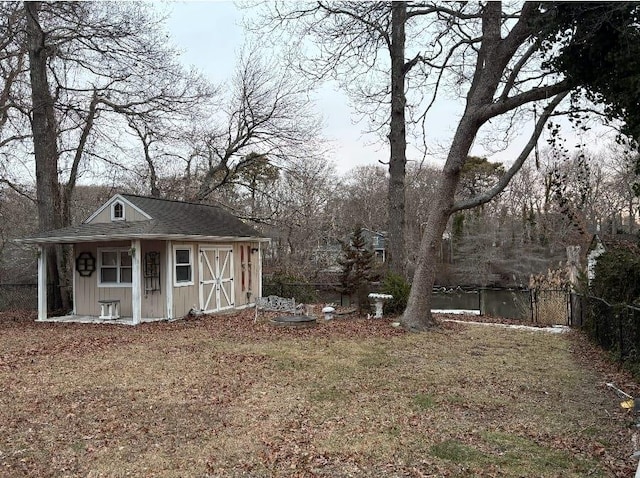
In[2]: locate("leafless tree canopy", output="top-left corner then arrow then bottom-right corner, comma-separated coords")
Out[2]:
0,2 -> 326,309
1,1 -> 634,324
191,50 -> 324,202
249,1 -> 635,329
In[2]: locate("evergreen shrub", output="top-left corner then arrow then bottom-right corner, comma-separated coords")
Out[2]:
381,273 -> 411,314
591,249 -> 640,304
587,247 -> 640,376
338,225 -> 375,313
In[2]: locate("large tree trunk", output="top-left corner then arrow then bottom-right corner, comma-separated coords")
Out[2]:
400,2 -> 568,331
387,1 -> 407,277
402,3 -> 501,330
25,2 -> 66,311
402,116 -> 479,331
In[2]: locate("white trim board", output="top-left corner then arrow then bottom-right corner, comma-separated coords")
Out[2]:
84,194 -> 152,224
19,234 -> 270,245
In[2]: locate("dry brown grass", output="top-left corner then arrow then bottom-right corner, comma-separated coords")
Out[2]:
0,310 -> 638,477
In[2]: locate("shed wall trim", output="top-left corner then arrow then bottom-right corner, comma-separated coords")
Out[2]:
131,239 -> 142,324
85,194 -> 152,224
37,246 -> 47,321
165,240 -> 173,320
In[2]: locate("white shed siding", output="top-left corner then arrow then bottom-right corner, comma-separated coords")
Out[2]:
140,240 -> 166,319
74,241 -> 133,316
171,241 -> 200,318
88,202 -> 149,224
73,239 -> 264,319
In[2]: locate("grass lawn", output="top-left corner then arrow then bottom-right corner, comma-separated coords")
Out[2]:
0,309 -> 638,477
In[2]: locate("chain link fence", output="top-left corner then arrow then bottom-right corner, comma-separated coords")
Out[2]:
571,295 -> 640,369
530,288 -> 571,325
0,281 -> 572,326
0,284 -> 39,311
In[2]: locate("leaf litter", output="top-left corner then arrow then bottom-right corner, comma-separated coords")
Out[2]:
0,308 -> 637,477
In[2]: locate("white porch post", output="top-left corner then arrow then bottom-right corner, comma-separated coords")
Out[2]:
165,240 -> 173,320
71,244 -> 77,315
37,245 -> 47,321
257,242 -> 263,298
131,239 -> 142,324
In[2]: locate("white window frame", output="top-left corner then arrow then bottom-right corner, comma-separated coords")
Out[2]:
111,201 -> 125,221
173,245 -> 194,287
97,247 -> 133,288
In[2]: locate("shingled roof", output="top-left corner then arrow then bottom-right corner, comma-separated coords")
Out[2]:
589,233 -> 640,255
20,194 -> 267,244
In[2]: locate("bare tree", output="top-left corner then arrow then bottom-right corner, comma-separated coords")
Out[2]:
337,165 -> 389,234
262,157 -> 340,276
0,185 -> 39,283
400,1 -> 640,328
405,163 -> 441,270
402,2 -> 576,330
190,50 -> 324,202
251,1 -> 445,277
25,1 -> 66,307
0,4 -> 28,153
603,148 -> 640,234
6,2 -> 214,309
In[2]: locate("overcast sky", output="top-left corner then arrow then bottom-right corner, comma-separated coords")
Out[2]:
162,1 -> 611,177
164,1 -> 392,175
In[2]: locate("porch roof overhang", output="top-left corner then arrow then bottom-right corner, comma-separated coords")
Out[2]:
18,233 -> 271,245
16,220 -> 270,245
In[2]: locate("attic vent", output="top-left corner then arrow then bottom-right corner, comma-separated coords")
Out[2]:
111,201 -> 125,221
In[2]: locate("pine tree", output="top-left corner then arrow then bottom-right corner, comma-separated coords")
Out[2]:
338,225 -> 375,312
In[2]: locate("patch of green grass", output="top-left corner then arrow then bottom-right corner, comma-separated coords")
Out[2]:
357,346 -> 395,368
430,433 -> 602,476
412,393 -> 436,410
581,425 -> 603,438
483,431 -> 601,475
71,440 -> 86,453
431,439 -> 487,464
445,393 -> 465,405
272,357 -> 311,371
309,385 -> 347,402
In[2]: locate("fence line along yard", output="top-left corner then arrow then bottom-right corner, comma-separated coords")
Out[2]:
0,282 -> 573,326
0,283 -> 39,311
572,295 -> 640,365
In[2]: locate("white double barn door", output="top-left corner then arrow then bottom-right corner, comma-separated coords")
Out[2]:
198,246 -> 234,313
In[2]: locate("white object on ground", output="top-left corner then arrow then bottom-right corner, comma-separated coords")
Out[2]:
432,309 -> 481,315
321,306 -> 335,321
443,319 -> 570,334
368,293 -> 393,318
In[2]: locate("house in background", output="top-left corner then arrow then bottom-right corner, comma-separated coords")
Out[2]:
586,233 -> 640,283
361,229 -> 387,263
20,194 -> 269,324
312,228 -> 387,271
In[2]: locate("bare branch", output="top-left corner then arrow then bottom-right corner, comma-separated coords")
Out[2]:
453,92 -> 569,212
0,178 -> 36,203
479,80 -> 573,122
498,42 -> 538,101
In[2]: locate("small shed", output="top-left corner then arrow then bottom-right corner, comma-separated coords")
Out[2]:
20,194 -> 269,324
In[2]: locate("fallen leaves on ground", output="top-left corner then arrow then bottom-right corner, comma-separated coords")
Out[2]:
0,308 -> 638,477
